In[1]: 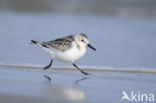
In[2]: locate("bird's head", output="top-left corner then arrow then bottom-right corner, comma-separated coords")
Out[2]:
74,33 -> 96,51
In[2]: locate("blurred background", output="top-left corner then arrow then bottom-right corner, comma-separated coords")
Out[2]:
0,0 -> 156,17
0,1 -> 156,103
0,0 -> 156,69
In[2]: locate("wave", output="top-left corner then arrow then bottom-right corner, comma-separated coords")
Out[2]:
0,63 -> 156,74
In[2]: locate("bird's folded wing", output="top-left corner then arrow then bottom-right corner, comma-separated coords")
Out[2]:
42,38 -> 72,52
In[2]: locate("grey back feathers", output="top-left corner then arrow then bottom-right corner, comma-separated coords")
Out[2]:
40,35 -> 75,52
43,37 -> 72,52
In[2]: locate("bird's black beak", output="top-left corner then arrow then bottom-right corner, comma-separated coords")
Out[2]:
88,44 -> 96,51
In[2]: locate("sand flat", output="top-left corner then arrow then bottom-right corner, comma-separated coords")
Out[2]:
0,67 -> 156,103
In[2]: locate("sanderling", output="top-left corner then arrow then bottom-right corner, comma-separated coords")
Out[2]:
30,33 -> 96,75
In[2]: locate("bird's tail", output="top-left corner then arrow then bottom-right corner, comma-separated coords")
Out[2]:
30,40 -> 39,44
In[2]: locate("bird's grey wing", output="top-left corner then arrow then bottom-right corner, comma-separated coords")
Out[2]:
42,38 -> 73,52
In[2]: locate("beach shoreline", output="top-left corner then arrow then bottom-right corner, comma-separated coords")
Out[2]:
0,66 -> 156,103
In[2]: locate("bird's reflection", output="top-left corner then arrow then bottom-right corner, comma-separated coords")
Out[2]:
43,74 -> 90,87
74,77 -> 90,87
43,74 -> 51,82
42,74 -> 85,102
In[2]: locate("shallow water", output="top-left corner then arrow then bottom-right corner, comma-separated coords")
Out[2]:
0,11 -> 156,69
0,68 -> 156,103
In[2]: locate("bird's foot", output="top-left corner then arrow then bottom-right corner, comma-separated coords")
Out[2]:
81,71 -> 91,75
43,65 -> 51,70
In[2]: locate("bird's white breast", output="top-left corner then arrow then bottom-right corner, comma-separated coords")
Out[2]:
42,42 -> 86,63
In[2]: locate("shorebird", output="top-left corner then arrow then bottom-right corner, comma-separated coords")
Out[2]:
30,33 -> 96,75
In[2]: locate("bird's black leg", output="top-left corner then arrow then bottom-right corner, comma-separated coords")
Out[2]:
43,59 -> 53,70
72,63 -> 91,75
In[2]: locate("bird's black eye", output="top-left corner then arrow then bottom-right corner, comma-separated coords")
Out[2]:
81,39 -> 84,42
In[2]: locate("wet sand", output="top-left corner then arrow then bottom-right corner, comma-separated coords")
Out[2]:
0,67 -> 156,103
